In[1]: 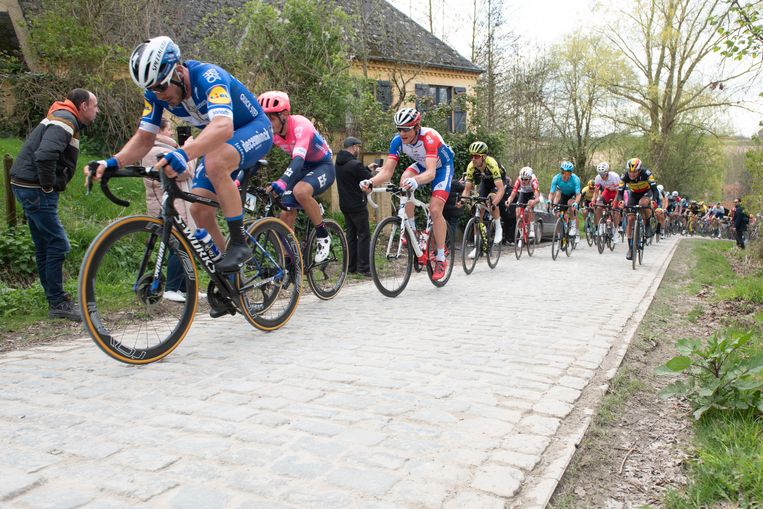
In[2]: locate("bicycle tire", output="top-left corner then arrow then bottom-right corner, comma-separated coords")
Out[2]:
637,217 -> 645,266
305,219 -> 348,300
632,217 -> 639,270
585,214 -> 595,246
551,218 -> 564,260
427,224 -> 455,287
79,215 -> 198,364
527,221 -> 537,257
370,216 -> 413,297
486,221 -> 502,268
514,222 -> 523,260
596,217 -> 606,254
238,217 -> 303,331
462,218 -> 480,274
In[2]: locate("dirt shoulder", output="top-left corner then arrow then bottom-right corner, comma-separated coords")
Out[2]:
549,241 -> 757,508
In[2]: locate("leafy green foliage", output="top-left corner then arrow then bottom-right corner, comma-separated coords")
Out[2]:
0,227 -> 37,285
658,331 -> 763,419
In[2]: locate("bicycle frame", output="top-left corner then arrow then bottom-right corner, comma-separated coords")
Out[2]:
372,186 -> 430,259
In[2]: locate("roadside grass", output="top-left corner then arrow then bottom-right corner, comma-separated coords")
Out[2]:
1,137 -> 145,331
662,240 -> 763,508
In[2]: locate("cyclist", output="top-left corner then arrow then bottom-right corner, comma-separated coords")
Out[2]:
591,162 -> 621,243
580,178 -> 596,232
687,200 -> 701,233
504,166 -> 540,240
360,107 -> 455,281
459,141 -> 506,258
666,190 -> 681,232
87,36 -> 273,273
258,91 -> 335,263
654,184 -> 667,239
615,157 -> 658,260
548,161 -> 582,238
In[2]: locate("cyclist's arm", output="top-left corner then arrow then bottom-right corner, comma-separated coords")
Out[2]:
91,129 -> 156,180
178,116 -> 233,162
462,180 -> 474,197
415,157 -> 437,185
492,179 -> 505,206
369,157 -> 397,188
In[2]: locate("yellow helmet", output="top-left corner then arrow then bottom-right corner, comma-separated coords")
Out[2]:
468,141 -> 488,156
587,179 -> 594,188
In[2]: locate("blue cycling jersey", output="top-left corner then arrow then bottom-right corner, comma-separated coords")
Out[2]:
139,60 -> 265,133
549,173 -> 581,196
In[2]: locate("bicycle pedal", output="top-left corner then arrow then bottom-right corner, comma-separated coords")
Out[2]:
209,306 -> 235,319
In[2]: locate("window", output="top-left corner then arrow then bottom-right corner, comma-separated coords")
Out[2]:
414,84 -> 467,133
375,80 -> 392,110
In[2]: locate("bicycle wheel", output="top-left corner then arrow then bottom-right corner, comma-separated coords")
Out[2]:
637,218 -> 645,265
486,221 -> 502,268
631,217 -> 639,270
305,219 -> 348,300
79,215 -> 198,364
596,217 -> 606,254
370,216 -> 413,298
462,218 -> 480,274
427,224 -> 456,287
585,214 -> 595,246
237,217 -> 303,331
527,221 -> 537,257
551,218 -> 564,260
514,222 -> 523,260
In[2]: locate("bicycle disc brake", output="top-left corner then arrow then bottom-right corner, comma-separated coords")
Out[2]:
136,273 -> 164,305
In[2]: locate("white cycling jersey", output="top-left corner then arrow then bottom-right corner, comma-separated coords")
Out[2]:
595,171 -> 621,192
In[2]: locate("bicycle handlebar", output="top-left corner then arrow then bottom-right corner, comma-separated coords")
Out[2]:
86,163 -> 158,207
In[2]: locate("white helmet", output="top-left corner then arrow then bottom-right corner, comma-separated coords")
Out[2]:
596,162 -> 610,175
394,107 -> 421,128
657,184 -> 664,193
129,36 -> 181,89
672,191 -> 678,197
519,166 -> 534,179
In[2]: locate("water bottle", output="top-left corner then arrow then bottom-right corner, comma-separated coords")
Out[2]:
419,229 -> 429,251
193,228 -> 221,262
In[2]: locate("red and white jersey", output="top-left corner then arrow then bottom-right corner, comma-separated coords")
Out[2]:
512,175 -> 539,194
595,171 -> 621,192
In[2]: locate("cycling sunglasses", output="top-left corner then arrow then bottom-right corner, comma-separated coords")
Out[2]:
397,126 -> 414,133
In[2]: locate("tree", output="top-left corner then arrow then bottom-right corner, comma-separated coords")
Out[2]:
202,0 -> 355,133
605,0 -> 762,175
543,34 -> 628,172
715,0 -> 763,60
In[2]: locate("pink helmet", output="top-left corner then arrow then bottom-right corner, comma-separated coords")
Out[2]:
258,91 -> 290,113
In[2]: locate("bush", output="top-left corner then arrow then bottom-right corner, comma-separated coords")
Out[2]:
0,227 -> 37,286
658,330 -> 763,419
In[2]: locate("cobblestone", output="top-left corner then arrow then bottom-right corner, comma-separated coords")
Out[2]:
0,239 -> 678,507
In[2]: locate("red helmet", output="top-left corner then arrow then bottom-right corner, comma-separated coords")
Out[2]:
258,91 -> 290,114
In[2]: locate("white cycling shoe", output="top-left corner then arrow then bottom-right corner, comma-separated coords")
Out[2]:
314,236 -> 331,263
468,248 -> 477,259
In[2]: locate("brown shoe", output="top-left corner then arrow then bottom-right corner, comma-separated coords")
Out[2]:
49,297 -> 82,322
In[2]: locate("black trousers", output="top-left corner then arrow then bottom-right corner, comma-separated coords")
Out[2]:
736,226 -> 747,249
344,208 -> 370,273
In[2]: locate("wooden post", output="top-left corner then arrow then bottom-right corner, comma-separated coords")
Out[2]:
3,154 -> 16,228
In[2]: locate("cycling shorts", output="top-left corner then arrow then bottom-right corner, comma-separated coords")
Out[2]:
478,177 -> 506,200
405,161 -> 453,202
192,116 -> 273,193
601,188 -> 617,203
279,159 -> 336,209
517,191 -> 534,205
626,191 -> 649,208
561,192 -> 576,204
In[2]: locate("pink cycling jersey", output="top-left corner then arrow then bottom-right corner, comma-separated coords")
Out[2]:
272,114 -> 332,165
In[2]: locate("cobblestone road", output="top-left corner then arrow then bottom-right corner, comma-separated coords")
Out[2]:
1,237 -> 679,508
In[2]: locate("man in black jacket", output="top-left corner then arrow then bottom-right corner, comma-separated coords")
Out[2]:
11,88 -> 99,321
336,137 -> 376,276
733,198 -> 749,249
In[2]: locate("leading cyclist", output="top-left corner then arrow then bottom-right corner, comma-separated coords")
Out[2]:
360,108 -> 455,281
87,36 -> 273,273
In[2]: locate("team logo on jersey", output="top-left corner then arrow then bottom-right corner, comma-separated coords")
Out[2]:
208,86 -> 231,105
294,125 -> 304,139
142,100 -> 153,117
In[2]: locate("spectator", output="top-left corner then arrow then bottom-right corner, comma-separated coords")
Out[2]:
10,88 -> 99,321
733,198 -> 749,249
335,137 -> 376,276
443,175 -> 465,240
141,118 -> 197,302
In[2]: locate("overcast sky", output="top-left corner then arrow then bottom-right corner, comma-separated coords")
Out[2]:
388,0 -> 762,136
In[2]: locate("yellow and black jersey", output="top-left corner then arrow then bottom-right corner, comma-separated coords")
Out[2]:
465,156 -> 505,184
617,168 -> 657,197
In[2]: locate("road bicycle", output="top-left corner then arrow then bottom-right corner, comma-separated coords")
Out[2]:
241,182 -> 348,300
369,184 -> 455,297
460,195 -> 502,273
592,203 -> 617,254
79,163 -> 303,364
512,202 -> 538,259
624,205 -> 650,270
551,203 -> 576,260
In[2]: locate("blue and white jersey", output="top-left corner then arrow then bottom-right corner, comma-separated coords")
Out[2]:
549,173 -> 581,196
138,60 -> 264,133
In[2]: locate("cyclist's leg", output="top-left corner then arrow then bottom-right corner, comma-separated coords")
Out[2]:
399,164 -> 421,228
430,162 -> 454,255
283,160 -> 335,228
